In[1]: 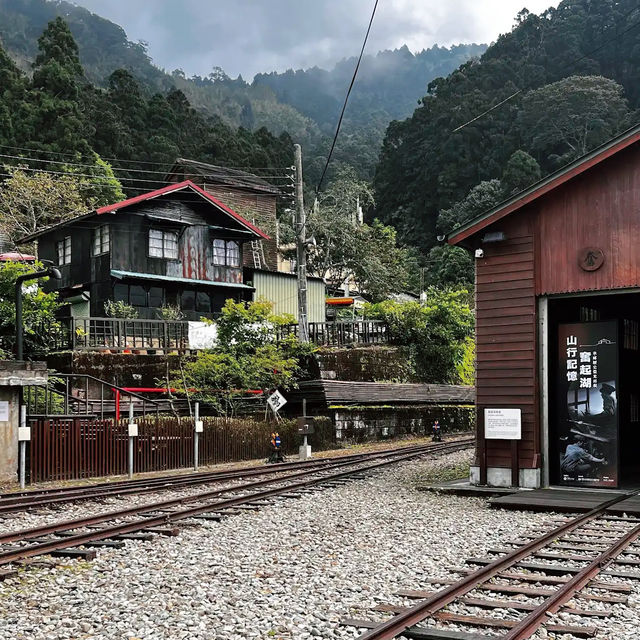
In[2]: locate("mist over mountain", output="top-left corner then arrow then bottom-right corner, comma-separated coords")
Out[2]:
0,0 -> 485,181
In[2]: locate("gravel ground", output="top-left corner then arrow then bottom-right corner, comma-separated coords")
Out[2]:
1,449 -> 638,640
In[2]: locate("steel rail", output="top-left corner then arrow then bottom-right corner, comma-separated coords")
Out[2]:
357,488 -> 640,640
0,439 -> 472,567
0,443 -> 442,513
0,440 -> 472,546
503,520 -> 640,639
0,436 -> 473,512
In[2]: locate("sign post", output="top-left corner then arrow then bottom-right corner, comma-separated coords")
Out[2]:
194,402 -> 203,471
485,408 -> 522,487
267,390 -> 287,419
18,405 -> 29,489
127,402 -> 137,480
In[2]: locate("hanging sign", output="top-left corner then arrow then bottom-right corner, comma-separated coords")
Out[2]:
556,321 -> 618,488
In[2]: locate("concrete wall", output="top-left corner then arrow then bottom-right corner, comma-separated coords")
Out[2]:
313,346 -> 415,382
0,387 -> 19,483
331,405 -> 474,442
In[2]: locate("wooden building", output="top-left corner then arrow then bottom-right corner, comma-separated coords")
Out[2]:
165,158 -> 282,272
449,124 -> 640,489
22,181 -> 268,320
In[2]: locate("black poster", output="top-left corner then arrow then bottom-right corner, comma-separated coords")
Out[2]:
556,321 -> 618,488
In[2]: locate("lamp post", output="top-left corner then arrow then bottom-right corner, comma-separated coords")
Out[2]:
15,266 -> 62,360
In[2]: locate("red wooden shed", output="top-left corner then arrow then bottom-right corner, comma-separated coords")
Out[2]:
449,124 -> 640,489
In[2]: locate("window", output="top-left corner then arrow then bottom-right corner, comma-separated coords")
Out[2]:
149,229 -> 178,259
129,285 -> 147,307
180,290 -> 195,311
196,291 -> 211,313
57,236 -> 71,265
212,239 -> 240,266
148,287 -> 164,308
92,225 -> 110,256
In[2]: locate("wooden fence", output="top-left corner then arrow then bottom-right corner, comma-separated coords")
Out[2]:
27,416 -> 318,483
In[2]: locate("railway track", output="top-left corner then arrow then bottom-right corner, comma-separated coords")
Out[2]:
0,437 -> 472,514
342,488 -> 640,639
0,438 -> 472,577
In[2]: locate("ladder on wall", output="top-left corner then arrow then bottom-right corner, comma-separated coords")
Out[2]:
251,240 -> 262,269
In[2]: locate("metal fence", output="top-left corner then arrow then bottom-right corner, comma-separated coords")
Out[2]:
40,317 -> 389,352
51,317 -> 189,352
279,320 -> 389,346
27,416 -> 306,483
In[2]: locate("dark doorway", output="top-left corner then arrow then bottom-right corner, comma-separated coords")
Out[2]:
548,291 -> 640,488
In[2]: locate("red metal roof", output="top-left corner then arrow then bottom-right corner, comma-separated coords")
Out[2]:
96,180 -> 270,240
449,125 -> 640,245
0,252 -> 35,261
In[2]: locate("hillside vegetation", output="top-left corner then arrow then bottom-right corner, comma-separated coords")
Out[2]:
373,1 -> 640,261
0,0 -> 484,183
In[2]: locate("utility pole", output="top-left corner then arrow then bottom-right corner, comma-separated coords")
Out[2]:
294,143 -> 309,342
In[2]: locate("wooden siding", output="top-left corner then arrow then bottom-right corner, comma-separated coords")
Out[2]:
537,145 -> 640,295
475,214 -> 538,469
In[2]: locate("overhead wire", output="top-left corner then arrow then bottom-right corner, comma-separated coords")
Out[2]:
452,3 -> 640,133
314,0 -> 379,195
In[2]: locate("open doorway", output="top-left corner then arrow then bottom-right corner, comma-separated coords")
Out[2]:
548,291 -> 640,488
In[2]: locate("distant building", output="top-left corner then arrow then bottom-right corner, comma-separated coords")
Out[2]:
20,181 -> 267,320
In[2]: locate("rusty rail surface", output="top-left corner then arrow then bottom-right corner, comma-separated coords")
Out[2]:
0,437 -> 472,514
0,439 -> 472,568
347,489 -> 640,640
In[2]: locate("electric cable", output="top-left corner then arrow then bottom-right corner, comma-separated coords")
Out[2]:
314,0 -> 379,195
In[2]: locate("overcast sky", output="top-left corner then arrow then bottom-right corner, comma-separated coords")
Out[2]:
73,0 -> 561,79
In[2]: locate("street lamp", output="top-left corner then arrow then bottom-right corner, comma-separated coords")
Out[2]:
15,266 -> 62,360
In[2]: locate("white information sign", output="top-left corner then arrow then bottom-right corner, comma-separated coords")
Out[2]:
267,390 -> 287,413
484,408 -> 522,440
0,401 -> 8,422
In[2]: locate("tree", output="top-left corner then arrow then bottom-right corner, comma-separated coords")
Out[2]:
437,179 -> 503,236
518,75 -> 632,167
365,290 -> 474,384
427,245 -> 474,288
0,166 -> 88,247
169,299 -> 312,416
306,167 -> 420,300
501,150 -> 541,195
0,261 -> 63,358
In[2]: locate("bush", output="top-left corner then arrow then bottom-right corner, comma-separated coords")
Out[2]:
104,300 -> 138,319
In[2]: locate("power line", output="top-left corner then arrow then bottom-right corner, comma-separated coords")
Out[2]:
0,142 -> 293,172
452,4 -> 640,134
314,0 -> 379,195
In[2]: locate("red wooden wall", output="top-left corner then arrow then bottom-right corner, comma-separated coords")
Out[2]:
472,142 -> 640,475
475,214 -> 538,469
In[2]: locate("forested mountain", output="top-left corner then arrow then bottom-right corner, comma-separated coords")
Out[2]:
0,0 -> 484,183
373,1 -> 640,259
0,16 -> 294,200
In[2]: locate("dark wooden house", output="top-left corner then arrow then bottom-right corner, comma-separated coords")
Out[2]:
165,159 -> 282,271
23,181 -> 269,320
449,124 -> 640,490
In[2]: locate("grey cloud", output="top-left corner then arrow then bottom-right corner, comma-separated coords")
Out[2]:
74,0 -> 559,79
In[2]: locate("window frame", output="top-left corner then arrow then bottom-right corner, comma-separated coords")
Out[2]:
57,236 -> 71,266
149,228 -> 179,260
212,238 -> 241,267
92,225 -> 110,257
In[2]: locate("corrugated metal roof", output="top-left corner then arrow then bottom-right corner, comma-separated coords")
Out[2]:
111,270 -> 254,290
169,158 -> 282,195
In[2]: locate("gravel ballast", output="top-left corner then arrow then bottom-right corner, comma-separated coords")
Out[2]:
1,448 -> 638,640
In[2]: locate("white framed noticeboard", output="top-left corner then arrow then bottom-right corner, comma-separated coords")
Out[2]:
484,408 -> 521,440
